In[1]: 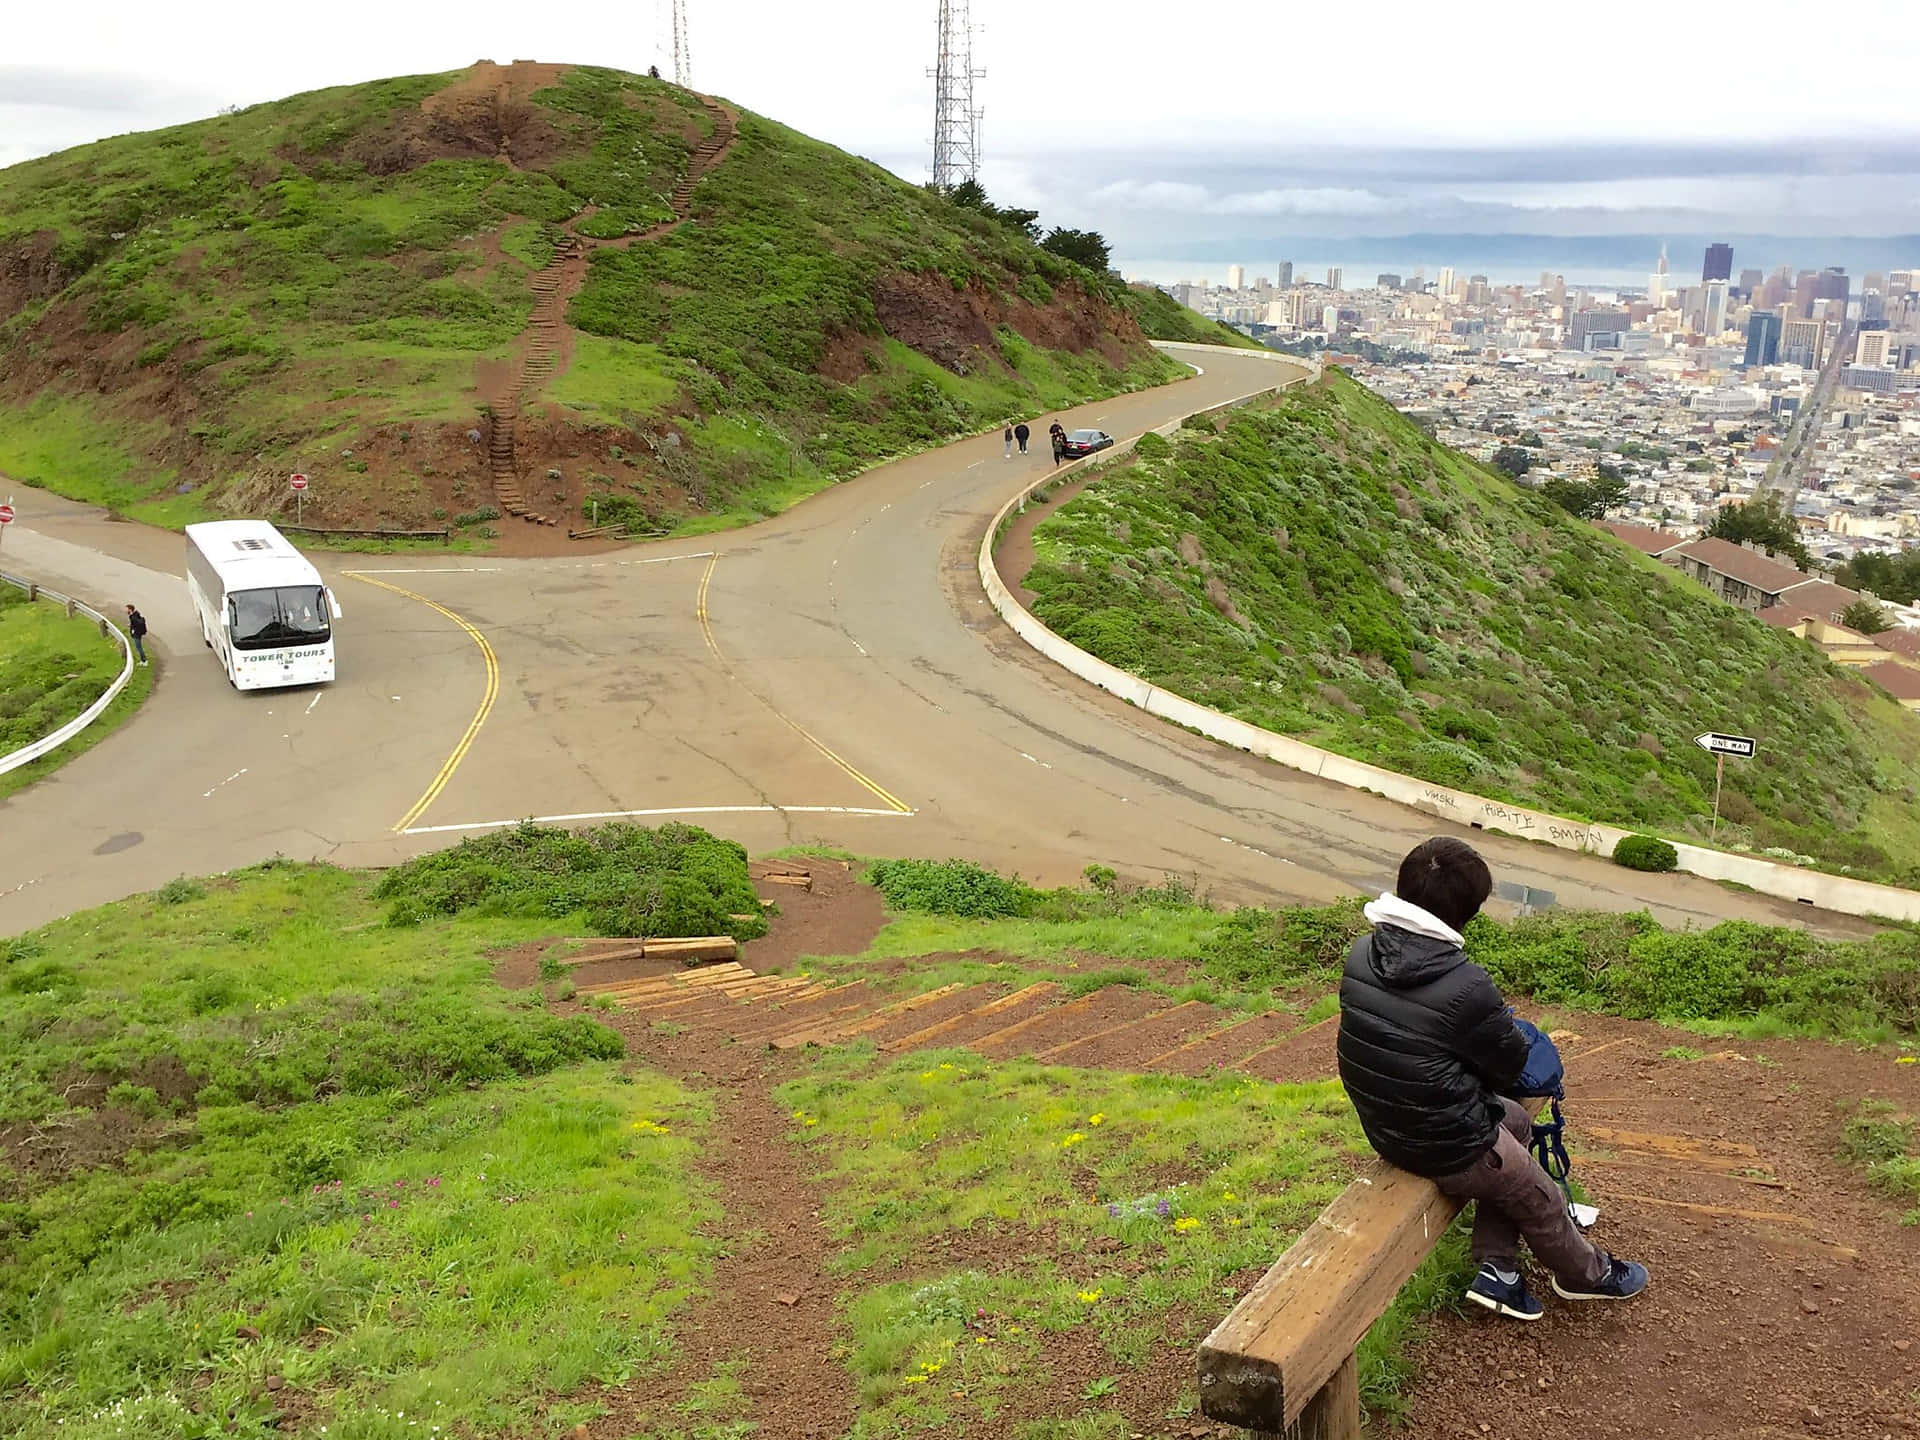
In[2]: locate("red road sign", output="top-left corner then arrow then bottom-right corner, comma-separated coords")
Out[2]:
289,474 -> 309,492
0,504 -> 14,524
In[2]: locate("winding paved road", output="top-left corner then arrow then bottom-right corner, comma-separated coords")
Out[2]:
0,346 -> 1843,936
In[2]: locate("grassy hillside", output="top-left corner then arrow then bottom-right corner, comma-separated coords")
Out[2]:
1020,373 -> 1920,882
0,63 -> 1179,539
1118,283 -> 1263,349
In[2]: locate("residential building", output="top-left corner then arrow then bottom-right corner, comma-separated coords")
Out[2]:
1858,329 -> 1896,368
1703,243 -> 1733,282
1327,267 -> 1343,291
1277,260 -> 1293,287
1227,264 -> 1244,290
1666,537 -> 1858,615
1703,279 -> 1729,336
1863,660 -> 1920,710
1570,309 -> 1631,350
1599,521 -> 1686,557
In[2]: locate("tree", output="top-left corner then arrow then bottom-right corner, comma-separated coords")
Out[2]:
1596,460 -> 1624,481
1518,429 -> 1545,448
1541,471 -> 1627,519
1706,494 -> 1811,569
1042,227 -> 1111,272
1837,550 -> 1920,606
1492,446 -> 1533,479
1840,598 -> 1893,634
942,179 -> 1042,240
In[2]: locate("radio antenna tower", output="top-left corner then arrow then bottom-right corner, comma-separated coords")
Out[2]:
929,0 -> 983,191
671,0 -> 692,86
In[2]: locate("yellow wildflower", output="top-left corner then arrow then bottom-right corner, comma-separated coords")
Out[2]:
1222,1191 -> 1237,1202
921,1360 -> 943,1374
1088,1113 -> 1106,1126
1077,1288 -> 1103,1304
1061,1132 -> 1086,1148
1173,1216 -> 1201,1233
903,1374 -> 928,1386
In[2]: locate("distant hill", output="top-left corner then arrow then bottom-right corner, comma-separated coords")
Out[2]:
1020,372 -> 1920,882
0,62 -> 1183,540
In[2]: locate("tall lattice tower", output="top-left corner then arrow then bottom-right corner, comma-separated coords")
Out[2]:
929,0 -> 983,190
671,0 -> 692,86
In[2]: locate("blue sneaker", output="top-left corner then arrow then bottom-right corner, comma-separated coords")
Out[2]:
1552,1256 -> 1650,1302
1465,1262 -> 1544,1321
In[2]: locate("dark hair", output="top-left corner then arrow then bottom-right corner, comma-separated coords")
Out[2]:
1396,837 -> 1492,933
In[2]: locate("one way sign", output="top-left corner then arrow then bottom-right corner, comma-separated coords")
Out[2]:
1695,731 -> 1757,759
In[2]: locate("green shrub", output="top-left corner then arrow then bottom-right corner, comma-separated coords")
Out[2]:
1203,900 -> 1369,990
1612,835 -> 1679,872
865,858 -> 1037,918
374,821 -> 766,939
155,876 -> 205,905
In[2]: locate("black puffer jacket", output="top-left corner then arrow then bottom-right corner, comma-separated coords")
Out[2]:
1336,924 -> 1530,1177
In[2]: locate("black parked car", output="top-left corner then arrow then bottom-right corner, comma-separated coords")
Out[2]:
1061,428 -> 1114,458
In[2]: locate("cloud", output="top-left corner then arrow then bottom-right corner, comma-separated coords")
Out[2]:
0,64 -> 220,114
1090,179 -> 1402,218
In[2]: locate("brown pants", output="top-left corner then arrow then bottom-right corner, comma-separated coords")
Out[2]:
1435,1098 -> 1608,1287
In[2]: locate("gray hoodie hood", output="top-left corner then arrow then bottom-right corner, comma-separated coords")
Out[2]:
1362,892 -> 1469,989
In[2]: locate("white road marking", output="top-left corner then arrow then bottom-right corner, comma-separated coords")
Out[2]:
202,768 -> 248,798
851,638 -> 868,656
404,803 -> 916,836
1018,752 -> 1053,770
304,693 -> 322,715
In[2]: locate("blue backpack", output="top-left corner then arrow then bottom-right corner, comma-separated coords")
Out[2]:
1510,1017 -> 1572,1196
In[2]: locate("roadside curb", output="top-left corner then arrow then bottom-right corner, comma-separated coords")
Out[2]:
0,569 -> 138,776
979,343 -> 1920,925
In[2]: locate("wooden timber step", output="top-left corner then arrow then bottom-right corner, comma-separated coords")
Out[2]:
1143,1010 -> 1294,1074
556,935 -> 738,968
1035,999 -> 1226,1069
1234,1017 -> 1340,1084
726,982 -> 880,1041
878,983 -> 1057,1052
751,994 -> 885,1047
773,982 -> 970,1050
580,961 -> 752,998
623,974 -> 808,1011
859,982 -> 1020,1048
964,989 -> 1115,1060
975,987 -> 1164,1060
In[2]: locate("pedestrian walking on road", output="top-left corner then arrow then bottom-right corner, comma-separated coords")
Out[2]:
125,604 -> 149,665
1014,421 -> 1031,455
1003,424 -> 1014,459
1049,422 -> 1067,466
1337,837 -> 1650,1322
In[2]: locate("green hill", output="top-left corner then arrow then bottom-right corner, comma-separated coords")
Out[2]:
1019,372 -> 1920,883
0,62 -> 1181,538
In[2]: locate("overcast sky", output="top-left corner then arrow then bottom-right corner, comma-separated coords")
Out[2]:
7,0 -> 1920,268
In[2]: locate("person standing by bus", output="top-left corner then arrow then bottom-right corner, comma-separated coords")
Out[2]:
125,604 -> 149,665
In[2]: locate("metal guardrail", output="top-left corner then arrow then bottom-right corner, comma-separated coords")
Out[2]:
0,569 -> 137,776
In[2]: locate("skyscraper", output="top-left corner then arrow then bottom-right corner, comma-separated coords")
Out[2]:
1226,264 -> 1245,290
1744,310 -> 1781,368
1815,268 -> 1851,308
1782,317 -> 1825,368
1702,243 -> 1733,283
1857,329 -> 1895,368
1703,280 -> 1729,336
1277,261 -> 1294,287
1436,267 -> 1456,301
1738,268 -> 1763,295
1649,244 -> 1671,304
1326,267 -> 1343,291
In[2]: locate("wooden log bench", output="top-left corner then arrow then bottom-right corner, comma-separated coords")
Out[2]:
1197,1098 -> 1546,1437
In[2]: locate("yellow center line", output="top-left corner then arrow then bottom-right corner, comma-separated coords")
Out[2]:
346,571 -> 501,833
695,554 -> 912,814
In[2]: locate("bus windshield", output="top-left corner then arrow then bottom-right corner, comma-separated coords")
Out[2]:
229,586 -> 330,650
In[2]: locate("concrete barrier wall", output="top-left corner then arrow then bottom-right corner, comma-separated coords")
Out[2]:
0,569 -> 136,776
984,343 -> 1920,924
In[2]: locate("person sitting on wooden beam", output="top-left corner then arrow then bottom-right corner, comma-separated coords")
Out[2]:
1336,836 -> 1650,1321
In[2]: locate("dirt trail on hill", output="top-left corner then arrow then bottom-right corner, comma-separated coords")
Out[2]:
529,867 -> 1920,1439
481,83 -> 739,533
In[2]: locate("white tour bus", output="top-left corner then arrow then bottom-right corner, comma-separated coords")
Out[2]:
184,521 -> 340,690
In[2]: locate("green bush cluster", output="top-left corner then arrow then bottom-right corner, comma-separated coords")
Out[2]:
1613,834 -> 1679,872
1024,373 -> 1920,882
866,858 -> 1039,919
1840,1101 -> 1920,1217
375,820 -> 766,938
